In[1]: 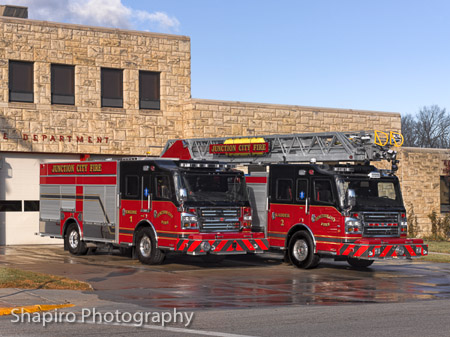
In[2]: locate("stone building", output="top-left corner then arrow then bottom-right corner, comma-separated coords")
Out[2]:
0,6 -> 445,244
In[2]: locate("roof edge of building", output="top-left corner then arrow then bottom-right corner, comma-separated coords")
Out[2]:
401,147 -> 450,154
0,15 -> 190,41
190,98 -> 401,117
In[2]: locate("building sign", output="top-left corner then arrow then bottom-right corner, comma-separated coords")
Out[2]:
0,132 -> 110,144
209,142 -> 269,155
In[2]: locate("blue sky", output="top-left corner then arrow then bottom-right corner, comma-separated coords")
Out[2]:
19,0 -> 450,115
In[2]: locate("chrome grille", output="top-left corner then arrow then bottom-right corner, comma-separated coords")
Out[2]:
362,212 -> 399,237
199,208 -> 240,232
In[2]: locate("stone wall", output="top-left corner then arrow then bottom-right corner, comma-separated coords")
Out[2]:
397,147 -> 450,236
183,99 -> 401,138
0,16 -> 191,156
0,16 -> 403,157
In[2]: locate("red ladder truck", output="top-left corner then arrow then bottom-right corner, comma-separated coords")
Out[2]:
39,159 -> 268,264
161,131 -> 428,268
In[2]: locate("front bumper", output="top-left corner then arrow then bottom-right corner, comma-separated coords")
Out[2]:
174,232 -> 269,256
338,238 -> 428,260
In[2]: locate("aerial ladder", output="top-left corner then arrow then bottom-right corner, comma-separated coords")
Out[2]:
160,130 -> 402,170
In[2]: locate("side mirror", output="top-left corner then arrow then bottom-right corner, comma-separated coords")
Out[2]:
346,188 -> 356,208
179,188 -> 188,201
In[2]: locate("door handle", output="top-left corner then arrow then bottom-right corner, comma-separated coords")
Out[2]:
311,214 -> 316,222
272,212 -> 275,220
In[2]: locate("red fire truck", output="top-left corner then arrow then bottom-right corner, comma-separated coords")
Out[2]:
161,131 -> 428,268
39,159 -> 268,264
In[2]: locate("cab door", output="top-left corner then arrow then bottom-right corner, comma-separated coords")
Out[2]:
309,178 -> 342,253
268,165 -> 311,248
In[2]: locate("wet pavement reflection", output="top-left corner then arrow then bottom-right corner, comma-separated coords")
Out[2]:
0,245 -> 449,310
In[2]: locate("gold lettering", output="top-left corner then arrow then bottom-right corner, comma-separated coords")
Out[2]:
156,210 -> 174,218
76,164 -> 88,173
315,214 -> 336,222
51,164 -> 75,173
90,164 -> 102,172
253,143 -> 267,151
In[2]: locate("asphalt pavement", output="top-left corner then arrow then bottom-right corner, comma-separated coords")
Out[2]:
0,245 -> 449,336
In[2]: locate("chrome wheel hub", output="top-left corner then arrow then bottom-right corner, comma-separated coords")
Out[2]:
293,239 -> 308,262
139,235 -> 152,258
69,230 -> 79,249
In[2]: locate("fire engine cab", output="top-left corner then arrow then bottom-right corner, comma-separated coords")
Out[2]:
39,158 -> 268,264
161,131 -> 428,268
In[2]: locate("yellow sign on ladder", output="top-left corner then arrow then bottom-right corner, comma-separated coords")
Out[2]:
374,130 -> 404,147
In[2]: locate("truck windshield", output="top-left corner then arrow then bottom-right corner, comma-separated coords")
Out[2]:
336,177 -> 403,209
178,172 -> 248,205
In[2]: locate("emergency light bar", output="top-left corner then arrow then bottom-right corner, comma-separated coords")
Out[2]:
178,162 -> 235,169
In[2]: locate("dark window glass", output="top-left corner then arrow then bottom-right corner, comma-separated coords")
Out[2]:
24,200 -> 40,212
155,175 -> 172,200
101,68 -> 123,107
0,200 -> 22,212
296,179 -> 308,202
9,61 -> 33,102
441,176 -> 450,213
276,179 -> 293,202
51,64 -> 74,105
314,179 -> 334,204
139,71 -> 160,110
125,175 -> 139,197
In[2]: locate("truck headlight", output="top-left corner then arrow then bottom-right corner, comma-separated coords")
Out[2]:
181,213 -> 199,229
345,217 -> 362,234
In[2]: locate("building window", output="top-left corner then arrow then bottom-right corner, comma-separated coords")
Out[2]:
0,200 -> 22,212
24,200 -> 40,212
101,68 -> 123,108
139,71 -> 160,110
441,176 -> 450,213
9,60 -> 33,103
51,64 -> 74,105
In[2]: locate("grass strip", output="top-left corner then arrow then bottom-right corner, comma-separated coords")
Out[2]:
0,267 -> 91,290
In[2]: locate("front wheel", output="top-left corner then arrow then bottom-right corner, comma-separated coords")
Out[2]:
135,228 -> 165,265
347,258 -> 374,268
288,231 -> 320,269
65,223 -> 88,255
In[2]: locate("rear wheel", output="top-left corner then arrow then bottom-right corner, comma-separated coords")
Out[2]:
135,228 -> 165,265
65,223 -> 88,255
347,258 -> 374,268
288,231 -> 320,269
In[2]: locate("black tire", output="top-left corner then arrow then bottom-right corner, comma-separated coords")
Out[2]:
65,223 -> 88,255
347,258 -> 374,268
135,227 -> 165,265
288,231 -> 320,269
87,247 -> 97,255
119,246 -> 133,257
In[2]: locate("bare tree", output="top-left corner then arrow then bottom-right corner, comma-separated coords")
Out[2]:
402,105 -> 450,148
415,105 -> 450,148
401,114 -> 417,147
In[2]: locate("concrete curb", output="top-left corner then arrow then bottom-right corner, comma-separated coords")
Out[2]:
0,303 -> 74,316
